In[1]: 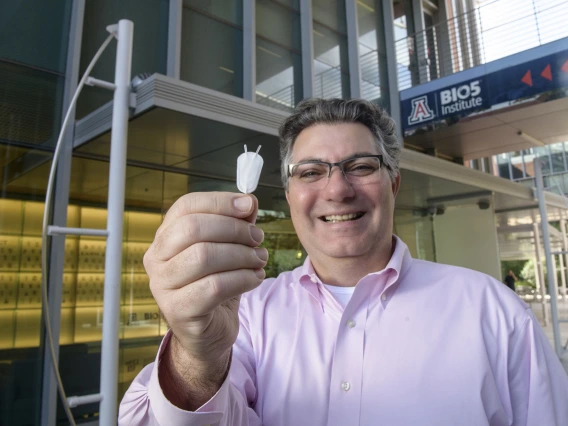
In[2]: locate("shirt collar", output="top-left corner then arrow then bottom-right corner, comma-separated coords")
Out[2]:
293,235 -> 412,309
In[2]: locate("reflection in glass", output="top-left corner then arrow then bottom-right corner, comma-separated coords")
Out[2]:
256,0 -> 302,112
181,6 -> 244,97
77,0 -> 169,119
0,62 -> 65,149
0,6 -> 73,421
550,143 -> 566,174
394,211 -> 436,261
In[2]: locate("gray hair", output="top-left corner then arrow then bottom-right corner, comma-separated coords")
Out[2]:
279,98 -> 401,189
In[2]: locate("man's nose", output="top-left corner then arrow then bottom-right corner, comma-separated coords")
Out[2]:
323,166 -> 355,198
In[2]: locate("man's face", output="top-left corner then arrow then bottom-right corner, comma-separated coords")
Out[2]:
285,122 -> 400,262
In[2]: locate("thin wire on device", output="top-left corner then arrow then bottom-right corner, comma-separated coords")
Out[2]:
41,31 -> 116,426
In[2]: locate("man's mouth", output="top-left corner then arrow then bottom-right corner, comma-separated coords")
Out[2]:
320,212 -> 365,223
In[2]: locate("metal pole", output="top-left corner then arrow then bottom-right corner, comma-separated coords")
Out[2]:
559,251 -> 567,302
533,226 -> 548,325
561,218 -> 568,302
99,19 -> 133,425
535,158 -> 563,357
552,254 -> 560,301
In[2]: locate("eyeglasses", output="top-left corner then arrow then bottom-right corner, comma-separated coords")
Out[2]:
287,155 -> 385,189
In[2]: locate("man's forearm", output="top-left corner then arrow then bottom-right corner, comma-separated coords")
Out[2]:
158,335 -> 232,411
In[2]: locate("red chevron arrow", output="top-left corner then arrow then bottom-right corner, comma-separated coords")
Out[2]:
541,64 -> 552,81
562,60 -> 568,73
521,70 -> 533,86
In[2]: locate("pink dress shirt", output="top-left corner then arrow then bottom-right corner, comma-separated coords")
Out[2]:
119,237 -> 568,425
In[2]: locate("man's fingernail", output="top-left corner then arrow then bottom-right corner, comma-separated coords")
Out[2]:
254,268 -> 266,279
250,225 -> 264,244
234,196 -> 252,212
254,247 -> 269,262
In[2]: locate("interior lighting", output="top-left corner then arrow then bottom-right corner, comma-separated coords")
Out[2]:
356,0 -> 375,12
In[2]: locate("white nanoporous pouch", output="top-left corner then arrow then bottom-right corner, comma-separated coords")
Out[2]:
237,145 -> 264,194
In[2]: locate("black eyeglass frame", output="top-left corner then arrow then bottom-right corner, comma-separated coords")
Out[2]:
287,154 -> 388,180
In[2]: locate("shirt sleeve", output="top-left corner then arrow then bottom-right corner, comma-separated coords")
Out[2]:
118,302 -> 261,426
508,308 -> 568,425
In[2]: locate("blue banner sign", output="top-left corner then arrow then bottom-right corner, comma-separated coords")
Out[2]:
400,50 -> 568,132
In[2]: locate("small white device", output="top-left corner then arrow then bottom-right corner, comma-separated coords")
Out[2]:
237,145 -> 263,194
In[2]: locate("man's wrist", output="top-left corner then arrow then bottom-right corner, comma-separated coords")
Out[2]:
158,335 -> 232,411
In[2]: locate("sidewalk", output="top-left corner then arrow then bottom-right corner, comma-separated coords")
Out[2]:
526,299 -> 568,373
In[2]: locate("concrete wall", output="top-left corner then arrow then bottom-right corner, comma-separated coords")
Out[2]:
433,203 -> 502,280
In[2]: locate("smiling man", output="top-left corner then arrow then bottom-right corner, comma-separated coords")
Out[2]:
119,99 -> 568,426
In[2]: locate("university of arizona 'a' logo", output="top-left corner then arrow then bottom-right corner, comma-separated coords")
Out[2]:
408,96 -> 434,125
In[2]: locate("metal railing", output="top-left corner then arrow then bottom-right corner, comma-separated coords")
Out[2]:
256,84 -> 296,112
314,64 -> 345,99
360,48 -> 386,103
395,0 -> 568,90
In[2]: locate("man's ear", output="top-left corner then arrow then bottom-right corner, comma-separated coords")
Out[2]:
392,173 -> 401,198
285,189 -> 290,205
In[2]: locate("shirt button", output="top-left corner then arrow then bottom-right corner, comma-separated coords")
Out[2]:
341,381 -> 350,391
381,294 -> 387,301
310,276 -> 317,283
346,319 -> 356,328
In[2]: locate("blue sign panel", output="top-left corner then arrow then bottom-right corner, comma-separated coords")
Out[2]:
400,50 -> 568,132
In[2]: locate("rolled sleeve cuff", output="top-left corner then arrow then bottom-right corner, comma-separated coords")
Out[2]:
147,331 -> 231,426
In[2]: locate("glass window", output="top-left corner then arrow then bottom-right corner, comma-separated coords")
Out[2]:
256,0 -> 302,112
312,0 -> 347,33
358,0 -> 390,108
0,63 -> 65,148
0,0 -> 71,73
496,153 -> 511,180
312,0 -> 350,99
0,3 -> 73,422
533,146 -> 552,175
180,4 -> 244,97
550,143 -> 566,173
184,0 -> 243,25
77,0 -> 169,119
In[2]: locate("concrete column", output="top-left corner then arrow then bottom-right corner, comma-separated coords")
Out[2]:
345,0 -> 361,98
41,1 -> 86,425
243,0 -> 256,101
167,0 -> 182,79
412,0 -> 429,83
300,0 -> 314,98
437,0 -> 454,77
382,0 -> 401,140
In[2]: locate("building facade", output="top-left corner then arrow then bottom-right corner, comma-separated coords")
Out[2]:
1,0 -> 567,424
